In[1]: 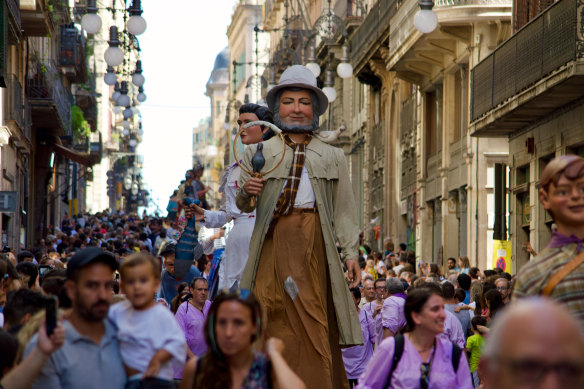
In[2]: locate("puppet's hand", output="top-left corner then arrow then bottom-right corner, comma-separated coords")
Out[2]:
346,259 -> 361,289
243,177 -> 265,196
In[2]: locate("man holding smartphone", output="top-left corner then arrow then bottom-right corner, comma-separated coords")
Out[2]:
24,247 -> 126,389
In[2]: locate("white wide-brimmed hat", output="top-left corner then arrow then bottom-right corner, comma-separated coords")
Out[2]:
266,65 -> 329,116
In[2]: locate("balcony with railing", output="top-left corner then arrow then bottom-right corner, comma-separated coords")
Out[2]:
4,74 -> 24,128
351,0 -> 396,76
385,0 -> 510,83
26,58 -> 72,134
7,0 -> 21,33
433,0 -> 511,23
59,25 -> 87,84
20,0 -> 70,36
470,0 -> 584,136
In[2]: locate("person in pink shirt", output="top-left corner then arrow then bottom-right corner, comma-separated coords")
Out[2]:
381,278 -> 407,340
342,288 -> 376,387
356,286 -> 472,388
174,277 -> 212,379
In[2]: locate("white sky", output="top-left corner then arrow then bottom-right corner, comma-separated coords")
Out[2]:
137,0 -> 237,214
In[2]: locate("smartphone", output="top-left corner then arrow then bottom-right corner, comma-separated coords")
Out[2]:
45,295 -> 58,336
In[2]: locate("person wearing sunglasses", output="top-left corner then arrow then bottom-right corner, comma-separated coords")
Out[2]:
356,286 -> 472,388
180,289 -> 305,389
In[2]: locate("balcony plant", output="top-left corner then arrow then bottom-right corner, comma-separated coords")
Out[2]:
72,105 -> 90,139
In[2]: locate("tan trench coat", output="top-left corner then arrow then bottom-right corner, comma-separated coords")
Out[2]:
236,135 -> 363,347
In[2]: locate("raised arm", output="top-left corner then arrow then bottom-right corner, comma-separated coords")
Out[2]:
265,338 -> 306,389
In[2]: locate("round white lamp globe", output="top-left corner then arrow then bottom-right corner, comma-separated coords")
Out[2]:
131,73 -> 145,87
414,9 -> 438,34
127,16 -> 147,35
336,62 -> 353,79
112,106 -> 122,115
122,128 -> 130,136
322,86 -> 337,102
104,46 -> 124,67
129,139 -> 138,148
81,13 -> 102,34
122,120 -> 131,130
117,94 -> 130,108
123,107 -> 133,119
137,92 -> 147,103
104,71 -> 117,86
305,62 -> 321,78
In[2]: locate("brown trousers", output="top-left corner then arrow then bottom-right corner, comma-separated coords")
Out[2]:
254,211 -> 349,389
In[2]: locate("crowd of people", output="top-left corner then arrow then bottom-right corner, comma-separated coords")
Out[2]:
1,65 -> 584,389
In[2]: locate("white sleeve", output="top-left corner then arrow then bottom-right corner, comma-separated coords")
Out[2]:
203,210 -> 227,228
156,306 -> 187,365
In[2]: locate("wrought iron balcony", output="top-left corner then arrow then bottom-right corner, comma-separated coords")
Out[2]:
20,0 -> 70,36
4,74 -> 25,130
59,25 -> 87,83
351,0 -> 396,74
470,0 -> 584,136
26,58 -> 72,134
7,0 -> 21,33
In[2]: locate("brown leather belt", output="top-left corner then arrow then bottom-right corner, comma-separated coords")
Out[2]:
290,207 -> 318,214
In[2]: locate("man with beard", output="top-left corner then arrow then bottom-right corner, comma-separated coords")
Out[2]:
25,247 -> 126,389
236,65 -> 362,389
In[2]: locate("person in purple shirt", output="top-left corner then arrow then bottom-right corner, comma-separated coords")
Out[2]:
381,278 -> 407,340
363,278 -> 387,347
356,286 -> 472,389
343,287 -> 376,387
174,277 -> 212,379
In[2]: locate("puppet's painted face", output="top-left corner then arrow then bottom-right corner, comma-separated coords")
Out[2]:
540,174 -> 584,230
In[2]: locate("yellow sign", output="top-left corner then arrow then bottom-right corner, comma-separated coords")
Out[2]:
492,240 -> 512,273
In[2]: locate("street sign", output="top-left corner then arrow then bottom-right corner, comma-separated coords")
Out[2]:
0,192 -> 17,213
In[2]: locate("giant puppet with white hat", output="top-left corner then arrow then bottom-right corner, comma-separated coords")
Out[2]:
236,65 -> 363,389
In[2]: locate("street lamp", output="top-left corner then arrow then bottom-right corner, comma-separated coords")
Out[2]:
414,0 -> 438,34
305,45 -> 321,78
104,66 -> 117,85
137,86 -> 147,103
117,81 -> 131,107
123,106 -> 133,119
81,0 -> 101,34
336,46 -> 353,79
127,0 -> 147,36
104,26 -> 124,67
112,82 -> 121,102
131,60 -> 145,87
322,69 -> 337,102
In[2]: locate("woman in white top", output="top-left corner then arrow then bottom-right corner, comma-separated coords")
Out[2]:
189,104 -> 275,290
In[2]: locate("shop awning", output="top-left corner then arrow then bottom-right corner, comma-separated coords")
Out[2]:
52,143 -> 92,166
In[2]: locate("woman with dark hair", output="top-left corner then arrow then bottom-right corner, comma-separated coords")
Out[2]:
484,289 -> 505,322
356,287 -> 472,388
188,103 -> 275,290
180,289 -> 304,389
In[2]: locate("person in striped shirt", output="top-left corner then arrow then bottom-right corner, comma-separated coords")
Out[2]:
513,155 -> 584,326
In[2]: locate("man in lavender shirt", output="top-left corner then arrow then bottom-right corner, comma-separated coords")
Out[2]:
342,288 -> 376,387
381,278 -> 407,340
363,278 -> 387,347
174,277 -> 212,379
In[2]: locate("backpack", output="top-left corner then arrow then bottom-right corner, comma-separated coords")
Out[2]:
385,334 -> 462,388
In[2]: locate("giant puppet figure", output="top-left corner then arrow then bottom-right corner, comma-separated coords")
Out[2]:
236,65 -> 363,389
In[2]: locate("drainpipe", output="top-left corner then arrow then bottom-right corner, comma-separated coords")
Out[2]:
475,137 -> 479,267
